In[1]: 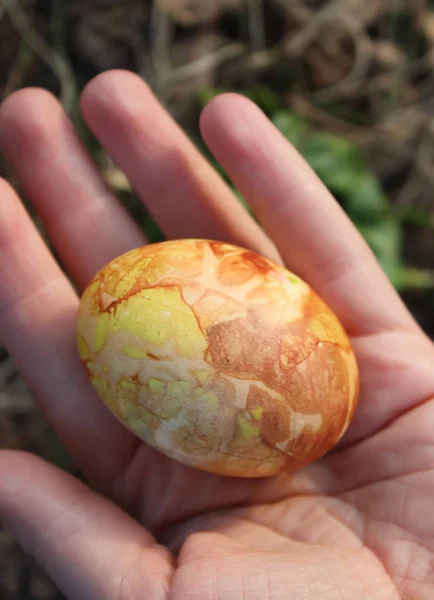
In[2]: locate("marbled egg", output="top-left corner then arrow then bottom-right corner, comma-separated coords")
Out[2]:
77,239 -> 359,477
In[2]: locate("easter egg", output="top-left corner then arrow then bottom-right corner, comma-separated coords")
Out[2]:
77,239 -> 359,478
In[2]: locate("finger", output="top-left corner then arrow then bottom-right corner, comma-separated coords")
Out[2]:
0,178 -> 135,487
342,329 -> 434,444
200,94 -> 418,336
0,451 -> 173,600
0,88 -> 145,290
80,70 -> 281,263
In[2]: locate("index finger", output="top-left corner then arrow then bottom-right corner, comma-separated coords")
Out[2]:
200,94 -> 419,337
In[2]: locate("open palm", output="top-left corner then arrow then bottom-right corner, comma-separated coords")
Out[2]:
0,70 -> 433,600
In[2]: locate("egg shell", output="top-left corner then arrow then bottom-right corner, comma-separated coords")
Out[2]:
77,239 -> 359,478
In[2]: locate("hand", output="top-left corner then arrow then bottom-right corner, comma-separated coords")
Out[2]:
0,70 -> 433,600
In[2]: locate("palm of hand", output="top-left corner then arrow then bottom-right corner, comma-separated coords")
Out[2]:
109,328 -> 434,600
0,71 -> 433,600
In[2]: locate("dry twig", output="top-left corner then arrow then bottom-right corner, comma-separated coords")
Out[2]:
155,41 -> 247,86
150,1 -> 174,95
3,0 -> 77,112
246,0 -> 266,53
311,14 -> 374,102
0,390 -> 34,414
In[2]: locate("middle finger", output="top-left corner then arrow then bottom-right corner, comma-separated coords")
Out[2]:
80,70 -> 280,263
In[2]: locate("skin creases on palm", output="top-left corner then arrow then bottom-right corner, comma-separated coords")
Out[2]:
110,347 -> 434,600
0,71 -> 433,600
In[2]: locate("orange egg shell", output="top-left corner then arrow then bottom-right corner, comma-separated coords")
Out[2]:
76,239 -> 359,478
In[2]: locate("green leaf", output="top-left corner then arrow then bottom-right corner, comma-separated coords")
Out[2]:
302,133 -> 365,195
199,88 -> 226,107
345,174 -> 390,224
272,110 -> 308,149
143,217 -> 165,244
240,86 -> 282,116
391,267 -> 434,290
394,206 -> 434,229
358,218 -> 402,278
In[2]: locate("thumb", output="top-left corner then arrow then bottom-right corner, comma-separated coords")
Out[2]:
0,451 -> 173,600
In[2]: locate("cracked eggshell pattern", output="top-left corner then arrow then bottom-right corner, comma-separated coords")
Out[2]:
77,239 -> 359,478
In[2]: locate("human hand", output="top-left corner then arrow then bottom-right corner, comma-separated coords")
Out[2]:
0,70 -> 433,600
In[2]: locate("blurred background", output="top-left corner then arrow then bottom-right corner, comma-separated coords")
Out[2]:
0,0 -> 434,597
